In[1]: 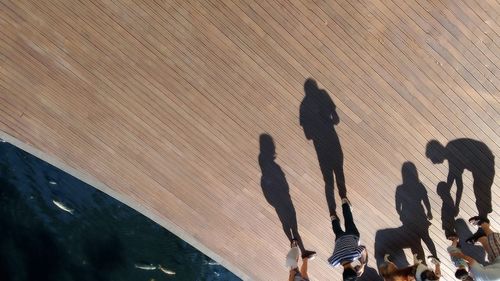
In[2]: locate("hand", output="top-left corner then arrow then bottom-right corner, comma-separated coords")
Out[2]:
331,112 -> 340,125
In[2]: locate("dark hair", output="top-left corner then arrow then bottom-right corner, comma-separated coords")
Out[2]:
401,161 -> 419,182
425,140 -> 446,160
304,78 -> 318,92
421,269 -> 439,281
455,268 -> 469,279
343,267 -> 357,281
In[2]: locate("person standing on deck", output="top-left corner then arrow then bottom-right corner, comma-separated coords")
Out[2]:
287,239 -> 316,281
450,217 -> 500,281
446,235 -> 474,281
466,217 -> 500,263
426,139 -> 495,218
328,198 -> 368,281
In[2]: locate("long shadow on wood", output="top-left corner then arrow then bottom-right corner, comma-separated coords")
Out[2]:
258,133 -> 306,252
299,78 -> 345,216
396,162 -> 437,259
375,162 -> 438,271
426,138 -> 495,218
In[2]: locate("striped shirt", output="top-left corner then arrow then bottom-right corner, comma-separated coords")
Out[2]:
328,235 -> 365,267
487,232 -> 500,262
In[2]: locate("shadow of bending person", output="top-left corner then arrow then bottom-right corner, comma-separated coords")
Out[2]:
258,134 -> 310,254
300,78 -> 345,216
395,162 -> 438,260
426,138 -> 495,217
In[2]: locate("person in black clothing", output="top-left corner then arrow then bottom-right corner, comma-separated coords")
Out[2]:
328,199 -> 368,281
426,139 -> 495,217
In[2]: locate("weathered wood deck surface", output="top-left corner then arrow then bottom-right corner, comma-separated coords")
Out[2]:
1,0 -> 499,280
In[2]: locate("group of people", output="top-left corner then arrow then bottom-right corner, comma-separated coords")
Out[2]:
278,80 -> 498,281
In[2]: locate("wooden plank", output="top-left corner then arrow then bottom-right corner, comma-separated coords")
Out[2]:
0,0 -> 498,280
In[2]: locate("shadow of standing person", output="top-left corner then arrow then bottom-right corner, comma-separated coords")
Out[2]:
299,78 -> 346,216
258,134 -> 311,254
426,139 -> 495,218
396,162 -> 438,261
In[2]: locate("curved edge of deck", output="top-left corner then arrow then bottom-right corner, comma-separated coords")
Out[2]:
0,130 -> 252,281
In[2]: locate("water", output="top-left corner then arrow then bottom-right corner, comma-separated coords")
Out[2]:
0,142 -> 241,281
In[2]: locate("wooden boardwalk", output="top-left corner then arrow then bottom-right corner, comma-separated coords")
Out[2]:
1,0 -> 499,279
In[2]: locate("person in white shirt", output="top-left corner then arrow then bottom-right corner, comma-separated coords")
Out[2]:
451,251 -> 500,281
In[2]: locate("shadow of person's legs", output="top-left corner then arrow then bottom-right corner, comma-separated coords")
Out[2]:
258,133 -> 309,253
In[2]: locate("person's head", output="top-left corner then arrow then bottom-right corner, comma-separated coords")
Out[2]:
455,268 -> 469,280
378,261 -> 397,279
304,78 -> 318,96
420,269 -> 440,281
342,266 -> 358,281
259,133 -> 276,161
401,161 -> 419,183
426,140 -> 446,164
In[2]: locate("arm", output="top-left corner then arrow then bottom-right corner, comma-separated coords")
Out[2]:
450,252 -> 476,265
421,184 -> 433,220
434,263 -> 441,279
321,90 -> 339,125
357,248 -> 368,276
395,188 -> 402,217
446,164 -> 463,216
456,254 -> 497,278
288,269 -> 295,281
454,176 -> 463,216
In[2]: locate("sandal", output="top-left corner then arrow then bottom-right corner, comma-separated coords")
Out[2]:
301,250 -> 317,260
468,216 -> 490,226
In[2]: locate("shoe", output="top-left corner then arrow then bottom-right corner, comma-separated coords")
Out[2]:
466,228 -> 486,244
341,198 -> 351,206
427,255 -> 440,265
301,250 -> 316,260
468,216 -> 489,226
